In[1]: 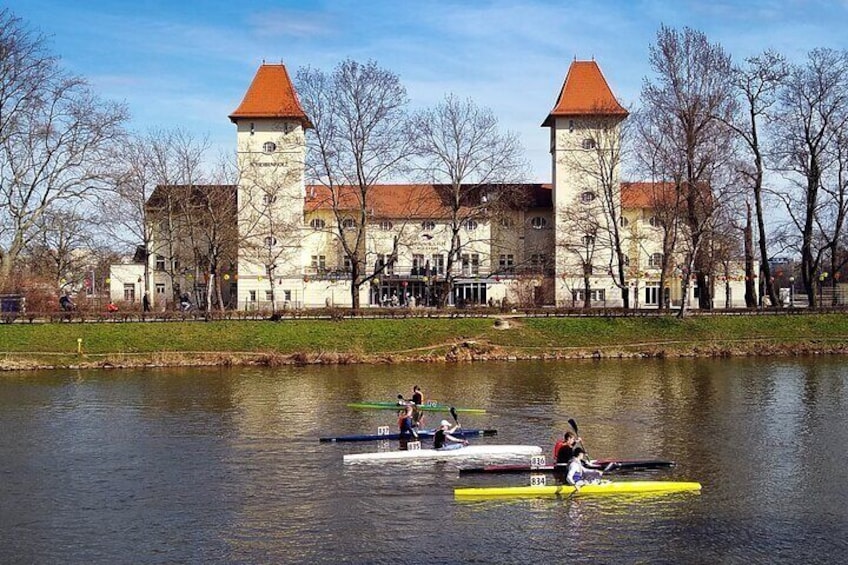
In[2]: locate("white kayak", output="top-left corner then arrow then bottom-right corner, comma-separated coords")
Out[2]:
343,445 -> 542,464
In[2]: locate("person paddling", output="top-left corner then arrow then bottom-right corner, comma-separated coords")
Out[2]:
433,419 -> 467,450
410,385 -> 425,428
565,447 -> 604,489
553,431 -> 580,465
397,404 -> 418,440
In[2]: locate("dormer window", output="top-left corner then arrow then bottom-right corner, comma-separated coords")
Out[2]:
421,221 -> 435,232
263,141 -> 276,154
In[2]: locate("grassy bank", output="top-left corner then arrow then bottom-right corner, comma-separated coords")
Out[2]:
2,313 -> 848,370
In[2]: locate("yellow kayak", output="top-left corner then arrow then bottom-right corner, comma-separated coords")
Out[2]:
454,480 -> 702,499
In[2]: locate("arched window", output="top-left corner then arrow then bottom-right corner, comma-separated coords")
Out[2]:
530,216 -> 547,230
649,253 -> 664,267
421,220 -> 436,231
580,191 -> 596,203
379,220 -> 394,231
464,219 -> 478,231
581,138 -> 596,149
309,218 -> 325,230
264,236 -> 277,248
342,218 -> 357,230
263,141 -> 276,154
620,216 -> 629,228
581,235 -> 595,246
263,193 -> 276,205
499,217 -> 514,228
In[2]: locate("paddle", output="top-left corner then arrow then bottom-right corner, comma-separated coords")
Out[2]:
568,418 -> 587,459
449,407 -> 467,443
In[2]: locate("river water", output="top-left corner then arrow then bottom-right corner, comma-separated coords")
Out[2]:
1,358 -> 846,564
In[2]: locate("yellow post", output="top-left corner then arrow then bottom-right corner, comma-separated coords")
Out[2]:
77,338 -> 82,355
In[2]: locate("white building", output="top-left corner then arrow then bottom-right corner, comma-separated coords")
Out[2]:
113,59 -> 752,310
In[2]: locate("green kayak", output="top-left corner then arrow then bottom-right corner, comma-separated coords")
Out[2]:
346,401 -> 486,413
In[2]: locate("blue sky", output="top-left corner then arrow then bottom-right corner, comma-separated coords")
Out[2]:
12,0 -> 848,181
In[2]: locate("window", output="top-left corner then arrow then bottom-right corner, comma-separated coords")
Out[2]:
581,235 -> 595,246
621,255 -> 630,267
376,253 -> 394,276
431,254 -> 444,275
283,290 -> 292,301
620,216 -> 629,228
284,123 -> 295,134
265,290 -> 274,301
580,191 -> 596,203
309,218 -> 325,230
649,216 -> 663,228
124,283 -> 135,302
464,219 -> 478,231
343,256 -> 353,272
499,254 -> 515,273
644,285 -> 660,306
412,254 -> 425,274
530,254 -> 547,268
155,255 -> 166,271
461,254 -> 480,276
263,141 -> 276,153
581,138 -> 596,149
499,217 -> 514,228
342,218 -> 357,230
250,122 -> 255,136
568,119 -> 575,132
572,289 -> 606,302
649,253 -> 664,268
263,193 -> 276,205
155,283 -> 165,295
249,290 -> 257,302
530,216 -> 547,229
421,220 -> 435,231
379,220 -> 394,231
264,236 -> 277,248
311,255 -> 327,271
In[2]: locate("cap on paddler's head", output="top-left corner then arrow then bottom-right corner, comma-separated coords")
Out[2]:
440,420 -> 451,428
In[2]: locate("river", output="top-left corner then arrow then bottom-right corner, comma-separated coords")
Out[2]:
1,358 -> 846,564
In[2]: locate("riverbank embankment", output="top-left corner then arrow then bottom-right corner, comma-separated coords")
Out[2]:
2,313 -> 848,371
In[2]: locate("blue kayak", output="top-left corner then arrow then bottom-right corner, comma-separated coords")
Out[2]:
319,428 -> 497,443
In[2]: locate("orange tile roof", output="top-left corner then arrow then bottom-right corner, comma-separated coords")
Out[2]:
621,182 -> 677,208
229,64 -> 312,126
542,60 -> 628,126
305,184 -> 552,218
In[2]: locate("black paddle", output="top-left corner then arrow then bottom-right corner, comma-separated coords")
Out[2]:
449,407 -> 467,443
568,418 -> 587,458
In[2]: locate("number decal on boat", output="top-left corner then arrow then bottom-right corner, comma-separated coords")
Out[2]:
530,474 -> 547,487
377,426 -> 390,436
530,455 -> 546,468
407,441 -> 421,451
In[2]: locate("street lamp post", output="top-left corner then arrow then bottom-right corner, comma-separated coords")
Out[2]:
789,276 -> 794,308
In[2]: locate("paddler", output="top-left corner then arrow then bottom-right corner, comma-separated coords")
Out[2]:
433,419 -> 467,450
398,403 -> 418,439
410,385 -> 425,428
565,447 -> 603,488
553,431 -> 580,465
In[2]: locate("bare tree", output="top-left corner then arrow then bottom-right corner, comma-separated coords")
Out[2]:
23,206 -> 95,294
413,94 -> 528,305
725,50 -> 789,307
296,59 -> 414,309
640,26 -> 739,317
771,48 -> 848,307
0,9 -> 127,291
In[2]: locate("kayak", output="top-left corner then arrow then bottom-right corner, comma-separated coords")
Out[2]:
343,445 -> 541,464
347,401 -> 486,413
454,480 -> 702,499
458,458 -> 675,475
320,428 -> 498,443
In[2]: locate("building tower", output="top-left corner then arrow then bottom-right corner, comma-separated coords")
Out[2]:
542,60 -> 628,306
229,63 -> 312,309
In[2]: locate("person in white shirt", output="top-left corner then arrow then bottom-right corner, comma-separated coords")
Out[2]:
566,447 -> 604,488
